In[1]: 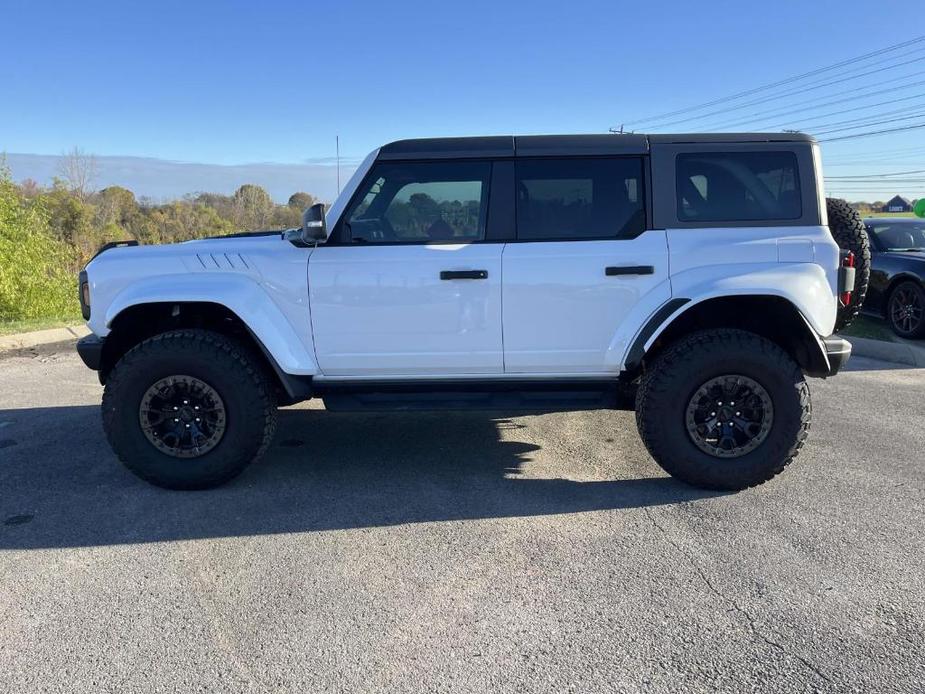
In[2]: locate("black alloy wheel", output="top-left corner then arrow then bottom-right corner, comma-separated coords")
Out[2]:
888,281 -> 925,338
139,375 -> 227,458
684,375 -> 774,459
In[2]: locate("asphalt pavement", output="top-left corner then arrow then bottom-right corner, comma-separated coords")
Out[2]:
1,344 -> 923,693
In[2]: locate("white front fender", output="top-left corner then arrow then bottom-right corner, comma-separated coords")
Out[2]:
102,274 -> 318,375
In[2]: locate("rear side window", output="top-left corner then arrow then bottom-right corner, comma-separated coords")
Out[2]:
676,151 -> 801,222
515,158 -> 646,240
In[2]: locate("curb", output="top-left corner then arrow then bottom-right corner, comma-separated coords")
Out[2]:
845,335 -> 925,368
0,325 -> 91,353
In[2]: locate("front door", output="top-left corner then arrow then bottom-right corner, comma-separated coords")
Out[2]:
309,160 -> 503,377
502,156 -> 670,373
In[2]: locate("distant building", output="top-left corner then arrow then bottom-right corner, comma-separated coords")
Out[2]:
882,195 -> 912,213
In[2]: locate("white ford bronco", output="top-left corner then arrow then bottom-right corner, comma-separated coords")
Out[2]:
76,134 -> 868,491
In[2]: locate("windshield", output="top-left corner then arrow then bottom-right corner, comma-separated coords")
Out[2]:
868,221 -> 925,251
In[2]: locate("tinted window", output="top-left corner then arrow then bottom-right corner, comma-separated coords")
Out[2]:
868,221 -> 925,251
676,151 -> 801,222
345,161 -> 490,243
515,158 -> 646,240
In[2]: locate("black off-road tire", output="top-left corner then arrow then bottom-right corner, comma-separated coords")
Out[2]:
826,197 -> 870,332
635,329 -> 811,491
102,329 -> 277,490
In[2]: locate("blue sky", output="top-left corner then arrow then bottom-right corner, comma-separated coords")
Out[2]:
3,0 -> 925,201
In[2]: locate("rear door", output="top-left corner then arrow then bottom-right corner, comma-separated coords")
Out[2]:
309,160 -> 505,377
501,156 -> 671,373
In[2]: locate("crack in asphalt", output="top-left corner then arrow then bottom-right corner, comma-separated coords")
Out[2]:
643,507 -> 835,688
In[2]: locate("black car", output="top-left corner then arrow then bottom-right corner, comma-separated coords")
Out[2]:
863,217 -> 925,338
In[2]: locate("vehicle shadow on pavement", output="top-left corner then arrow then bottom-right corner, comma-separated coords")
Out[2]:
842,356 -> 920,372
0,406 -> 722,549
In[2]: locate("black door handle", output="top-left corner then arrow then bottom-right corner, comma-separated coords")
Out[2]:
605,265 -> 654,276
440,270 -> 488,280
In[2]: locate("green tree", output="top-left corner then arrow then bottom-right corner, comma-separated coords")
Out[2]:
272,205 -> 302,229
38,183 -> 106,268
287,192 -> 315,210
96,186 -> 139,228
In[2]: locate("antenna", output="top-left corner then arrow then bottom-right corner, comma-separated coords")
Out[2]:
336,135 -> 341,195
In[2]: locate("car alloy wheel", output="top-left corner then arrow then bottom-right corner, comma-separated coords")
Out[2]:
684,374 -> 774,459
890,284 -> 924,336
139,375 -> 227,458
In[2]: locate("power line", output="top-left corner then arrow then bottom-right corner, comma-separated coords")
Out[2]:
797,102 -> 925,132
716,90 -> 925,133
827,168 -> 925,179
821,122 -> 925,142
702,79 -> 925,131
826,181 -> 925,185
770,93 -> 925,130
668,62 -> 925,131
826,144 -> 925,160
828,143 -> 925,156
622,35 -> 925,127
824,146 -> 925,165
810,111 -> 925,136
826,153 -> 925,166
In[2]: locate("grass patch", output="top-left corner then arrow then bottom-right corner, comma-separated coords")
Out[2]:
0,316 -> 81,336
840,315 -> 896,342
865,212 -> 916,218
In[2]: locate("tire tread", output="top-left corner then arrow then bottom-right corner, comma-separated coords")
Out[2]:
636,329 -> 811,490
826,197 -> 871,333
102,329 -> 277,489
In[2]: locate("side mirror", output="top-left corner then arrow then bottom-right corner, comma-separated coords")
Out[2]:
301,203 -> 327,243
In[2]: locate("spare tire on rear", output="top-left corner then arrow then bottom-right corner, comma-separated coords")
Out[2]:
826,197 -> 870,332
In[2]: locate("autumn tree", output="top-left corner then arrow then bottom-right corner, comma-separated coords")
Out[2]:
95,186 -> 139,232
232,184 -> 274,230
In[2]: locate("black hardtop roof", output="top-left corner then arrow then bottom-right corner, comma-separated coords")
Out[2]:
378,133 -> 815,160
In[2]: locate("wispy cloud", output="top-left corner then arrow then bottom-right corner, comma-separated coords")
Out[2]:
5,153 -> 358,203
302,155 -> 364,166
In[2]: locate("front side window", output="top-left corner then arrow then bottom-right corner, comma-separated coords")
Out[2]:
676,151 -> 802,222
344,161 -> 490,243
515,158 -> 646,240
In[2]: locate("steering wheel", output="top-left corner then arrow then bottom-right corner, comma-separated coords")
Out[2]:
350,216 -> 398,242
